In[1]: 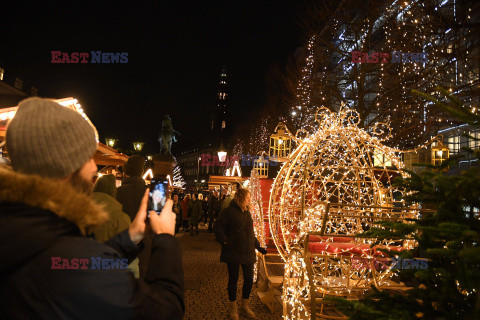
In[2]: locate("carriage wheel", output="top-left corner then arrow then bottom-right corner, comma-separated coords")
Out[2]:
283,249 -> 311,320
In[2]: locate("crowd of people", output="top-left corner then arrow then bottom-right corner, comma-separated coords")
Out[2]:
171,189 -> 228,236
0,97 -> 267,320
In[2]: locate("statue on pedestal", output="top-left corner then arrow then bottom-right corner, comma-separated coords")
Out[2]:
158,114 -> 180,155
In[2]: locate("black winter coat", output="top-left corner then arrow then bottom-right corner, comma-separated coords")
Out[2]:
116,176 -> 147,221
208,196 -> 220,218
213,200 -> 261,265
0,168 -> 184,320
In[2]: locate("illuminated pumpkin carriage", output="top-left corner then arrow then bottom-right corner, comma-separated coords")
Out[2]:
267,108 -> 420,319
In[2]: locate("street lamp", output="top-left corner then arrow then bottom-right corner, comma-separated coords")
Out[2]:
431,141 -> 449,166
197,156 -> 201,182
133,142 -> 145,152
105,138 -> 118,148
218,143 -> 227,163
269,122 -> 291,162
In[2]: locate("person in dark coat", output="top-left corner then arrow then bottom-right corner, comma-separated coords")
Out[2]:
116,155 -> 147,221
201,196 -> 209,225
116,155 -> 152,278
172,194 -> 182,234
213,189 -> 267,320
181,194 -> 191,231
0,98 -> 184,320
208,191 -> 220,232
188,193 -> 203,236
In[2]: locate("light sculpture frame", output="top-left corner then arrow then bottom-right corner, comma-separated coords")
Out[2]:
248,169 -> 265,283
266,107 -> 421,320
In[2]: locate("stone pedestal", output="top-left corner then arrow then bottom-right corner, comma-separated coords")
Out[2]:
152,154 -> 176,179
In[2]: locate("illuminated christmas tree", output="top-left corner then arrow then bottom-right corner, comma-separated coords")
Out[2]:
290,0 -> 479,149
172,165 -> 186,189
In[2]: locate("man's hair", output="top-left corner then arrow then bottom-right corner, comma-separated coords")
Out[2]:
234,188 -> 250,209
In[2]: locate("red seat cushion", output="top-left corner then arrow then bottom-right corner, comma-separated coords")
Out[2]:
308,241 -> 408,258
309,235 -> 353,243
308,242 -> 372,256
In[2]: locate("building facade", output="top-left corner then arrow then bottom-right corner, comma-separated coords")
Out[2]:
176,65 -> 235,188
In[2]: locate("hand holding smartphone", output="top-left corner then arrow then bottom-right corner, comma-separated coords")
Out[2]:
148,179 -> 169,214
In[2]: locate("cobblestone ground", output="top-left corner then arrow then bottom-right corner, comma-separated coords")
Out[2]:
177,225 -> 282,320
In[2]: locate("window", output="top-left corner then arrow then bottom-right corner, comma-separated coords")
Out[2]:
447,135 -> 460,154
0,67 -> 4,81
221,121 -> 226,129
15,78 -> 23,90
31,87 -> 38,96
469,131 -> 480,150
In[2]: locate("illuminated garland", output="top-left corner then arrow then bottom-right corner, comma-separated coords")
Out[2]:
247,169 -> 266,283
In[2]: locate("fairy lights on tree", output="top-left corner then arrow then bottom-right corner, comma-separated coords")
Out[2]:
290,0 -> 479,149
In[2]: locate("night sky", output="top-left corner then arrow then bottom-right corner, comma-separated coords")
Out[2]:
1,1 -> 303,153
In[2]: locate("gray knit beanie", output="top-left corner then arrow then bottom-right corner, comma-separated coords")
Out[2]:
6,97 -> 98,178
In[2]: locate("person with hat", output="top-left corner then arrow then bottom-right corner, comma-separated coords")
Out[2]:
117,155 -> 152,278
0,97 -> 184,319
116,155 -> 147,221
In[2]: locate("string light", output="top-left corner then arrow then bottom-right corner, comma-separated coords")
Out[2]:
248,169 -> 265,283
289,0 -> 478,151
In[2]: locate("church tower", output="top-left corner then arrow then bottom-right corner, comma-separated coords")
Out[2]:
210,64 -> 231,142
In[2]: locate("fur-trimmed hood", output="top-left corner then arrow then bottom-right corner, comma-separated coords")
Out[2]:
0,166 -> 108,235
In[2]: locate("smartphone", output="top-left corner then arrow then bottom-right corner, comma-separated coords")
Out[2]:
149,179 -> 169,214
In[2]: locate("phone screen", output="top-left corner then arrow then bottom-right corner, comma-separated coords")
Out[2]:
149,180 -> 168,213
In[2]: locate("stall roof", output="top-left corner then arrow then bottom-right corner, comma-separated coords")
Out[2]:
208,175 -> 248,189
94,143 -> 129,166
